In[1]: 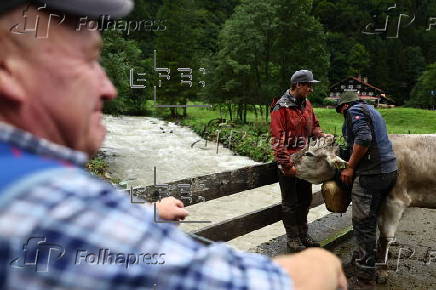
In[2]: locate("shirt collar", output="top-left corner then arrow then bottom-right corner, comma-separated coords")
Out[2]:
278,90 -> 306,108
0,122 -> 88,167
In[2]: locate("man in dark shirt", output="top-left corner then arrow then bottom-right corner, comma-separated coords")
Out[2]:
336,91 -> 398,289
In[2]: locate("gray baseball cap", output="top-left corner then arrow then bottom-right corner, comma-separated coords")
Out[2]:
0,0 -> 134,19
291,70 -> 320,84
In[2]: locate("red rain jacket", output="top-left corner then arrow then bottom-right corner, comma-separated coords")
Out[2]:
270,90 -> 323,170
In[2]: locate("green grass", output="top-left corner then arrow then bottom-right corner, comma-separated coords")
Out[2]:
177,106 -> 436,134
102,103 -> 435,164
313,107 -> 436,134
170,106 -> 436,162
142,101 -> 436,161
86,157 -> 108,177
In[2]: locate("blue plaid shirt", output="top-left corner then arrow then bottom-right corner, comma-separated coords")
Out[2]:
0,123 -> 292,290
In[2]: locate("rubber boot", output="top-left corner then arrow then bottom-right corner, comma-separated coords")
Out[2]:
343,250 -> 359,278
285,225 -> 306,253
298,224 -> 320,247
348,246 -> 376,289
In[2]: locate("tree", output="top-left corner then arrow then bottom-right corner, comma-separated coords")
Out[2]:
203,0 -> 281,122
326,33 -> 369,84
206,0 -> 330,122
394,46 -> 426,104
154,0 -> 201,117
101,30 -> 149,115
274,0 -> 330,95
407,63 -> 436,108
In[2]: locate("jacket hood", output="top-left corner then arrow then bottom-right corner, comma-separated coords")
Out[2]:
276,90 -> 306,108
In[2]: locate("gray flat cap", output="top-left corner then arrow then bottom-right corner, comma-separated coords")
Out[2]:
291,70 -> 320,84
0,0 -> 134,19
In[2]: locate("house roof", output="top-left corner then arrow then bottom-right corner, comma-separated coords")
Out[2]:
359,96 -> 379,100
351,77 -> 383,92
330,76 -> 384,92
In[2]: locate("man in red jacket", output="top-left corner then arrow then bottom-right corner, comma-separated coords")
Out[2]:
270,70 -> 331,252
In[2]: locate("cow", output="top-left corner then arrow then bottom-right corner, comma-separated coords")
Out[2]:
291,134 -> 436,277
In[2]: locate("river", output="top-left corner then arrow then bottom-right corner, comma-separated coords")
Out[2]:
101,115 -> 328,251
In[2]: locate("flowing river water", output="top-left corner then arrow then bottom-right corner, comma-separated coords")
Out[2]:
101,115 -> 329,251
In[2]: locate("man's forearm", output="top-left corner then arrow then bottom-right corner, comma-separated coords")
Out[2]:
348,144 -> 369,169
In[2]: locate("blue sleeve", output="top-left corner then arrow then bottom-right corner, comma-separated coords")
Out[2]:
1,169 -> 293,290
348,106 -> 372,147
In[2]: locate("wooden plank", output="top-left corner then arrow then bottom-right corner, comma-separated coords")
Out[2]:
193,190 -> 324,242
128,162 -> 279,205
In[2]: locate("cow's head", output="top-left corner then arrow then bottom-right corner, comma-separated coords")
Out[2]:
292,137 -> 347,184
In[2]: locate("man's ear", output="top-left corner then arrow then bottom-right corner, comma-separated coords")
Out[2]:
0,60 -> 26,103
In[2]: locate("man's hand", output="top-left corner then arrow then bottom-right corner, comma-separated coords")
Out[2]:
155,197 -> 189,221
273,248 -> 347,290
340,164 -> 354,185
282,166 -> 297,176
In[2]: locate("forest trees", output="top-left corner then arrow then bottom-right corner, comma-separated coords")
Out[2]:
313,0 -> 436,106
408,63 -> 436,108
100,0 -> 435,116
205,0 -> 330,122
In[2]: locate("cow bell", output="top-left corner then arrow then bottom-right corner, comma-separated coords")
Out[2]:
321,180 -> 351,213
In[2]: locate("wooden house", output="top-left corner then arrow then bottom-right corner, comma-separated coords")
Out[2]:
326,76 -> 395,105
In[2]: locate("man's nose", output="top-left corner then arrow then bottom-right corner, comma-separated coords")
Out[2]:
99,65 -> 118,100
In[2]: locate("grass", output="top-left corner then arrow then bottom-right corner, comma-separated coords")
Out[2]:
314,108 -> 436,134
101,102 -> 435,164
178,106 -> 436,134
171,105 -> 436,162
86,157 -> 108,177
86,155 -> 121,184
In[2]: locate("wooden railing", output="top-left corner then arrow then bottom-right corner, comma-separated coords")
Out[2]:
125,162 -> 352,249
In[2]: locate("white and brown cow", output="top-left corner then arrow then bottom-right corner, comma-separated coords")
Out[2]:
291,135 -> 436,266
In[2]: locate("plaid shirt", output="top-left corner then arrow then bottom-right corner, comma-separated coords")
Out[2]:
0,123 -> 292,290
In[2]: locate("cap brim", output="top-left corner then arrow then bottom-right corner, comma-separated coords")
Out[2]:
0,0 -> 27,15
36,0 -> 134,19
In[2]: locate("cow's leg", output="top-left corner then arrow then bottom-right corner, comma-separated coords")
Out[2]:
376,194 -> 406,283
377,195 -> 406,260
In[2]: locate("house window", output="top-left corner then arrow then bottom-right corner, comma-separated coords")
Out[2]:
330,92 -> 333,97
362,91 -> 366,95
356,84 -> 361,89
369,92 -> 373,96
341,85 -> 345,89
348,85 -> 353,89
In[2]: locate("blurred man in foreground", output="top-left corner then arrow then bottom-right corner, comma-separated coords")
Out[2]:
0,1 -> 346,289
